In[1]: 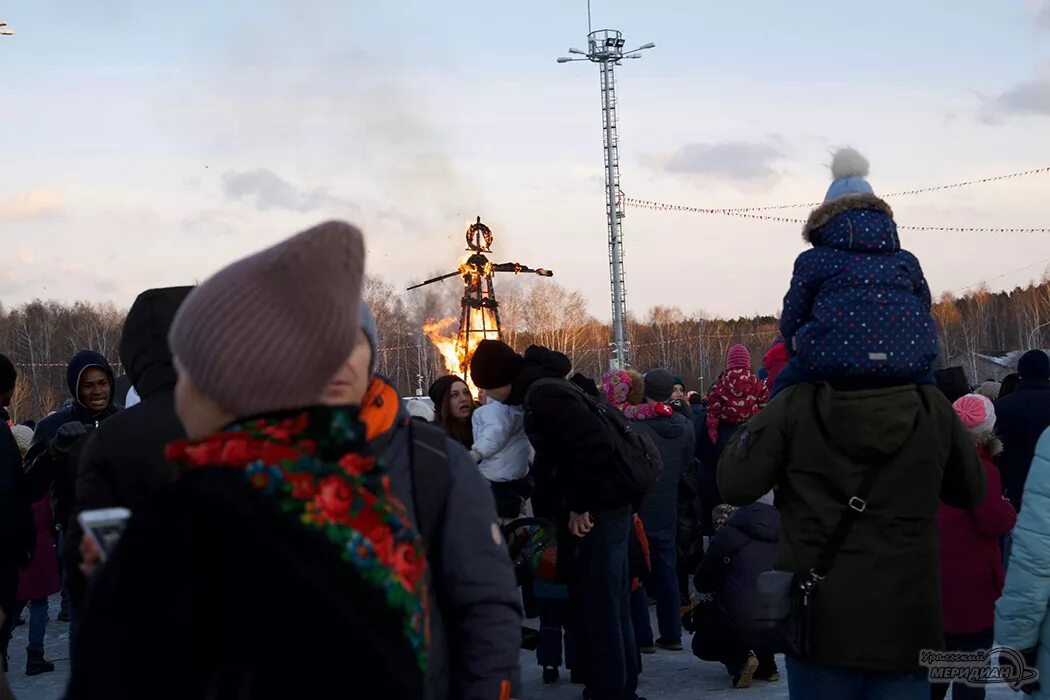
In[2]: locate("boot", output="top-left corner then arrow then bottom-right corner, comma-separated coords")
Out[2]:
26,649 -> 55,676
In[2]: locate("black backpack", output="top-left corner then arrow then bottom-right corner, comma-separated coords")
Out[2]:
524,377 -> 663,504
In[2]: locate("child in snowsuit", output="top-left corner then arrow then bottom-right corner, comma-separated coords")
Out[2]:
705,345 -> 768,444
776,148 -> 938,393
471,393 -> 533,519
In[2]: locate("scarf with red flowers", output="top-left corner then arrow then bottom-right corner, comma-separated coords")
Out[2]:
166,407 -> 429,673
706,368 -> 768,443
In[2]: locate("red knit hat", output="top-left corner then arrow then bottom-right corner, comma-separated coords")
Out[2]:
726,344 -> 752,371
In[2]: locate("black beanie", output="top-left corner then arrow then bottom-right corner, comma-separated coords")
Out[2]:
644,369 -> 675,402
0,354 -> 16,395
1018,350 -> 1050,381
470,340 -> 523,390
570,372 -> 600,398
428,375 -> 464,412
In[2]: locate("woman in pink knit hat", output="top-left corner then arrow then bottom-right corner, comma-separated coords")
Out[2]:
935,393 -> 1017,700
705,345 -> 768,444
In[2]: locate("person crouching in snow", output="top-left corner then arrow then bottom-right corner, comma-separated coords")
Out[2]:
471,385 -> 533,519
705,345 -> 767,444
775,148 -> 938,394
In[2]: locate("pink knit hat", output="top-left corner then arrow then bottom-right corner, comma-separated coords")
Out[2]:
952,394 -> 996,437
726,344 -> 752,371
169,221 -> 365,417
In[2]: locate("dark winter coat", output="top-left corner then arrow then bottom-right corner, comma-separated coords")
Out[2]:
694,502 -> 780,639
995,379 -> 1050,511
780,194 -> 938,380
677,468 -> 704,579
938,438 -> 1016,636
68,406 -> 427,700
632,411 -> 695,537
66,287 -> 192,608
367,377 -> 523,700
693,405 -> 735,535
718,382 -> 986,672
511,345 -> 625,515
17,498 -> 60,601
24,351 -> 120,531
0,409 -> 34,567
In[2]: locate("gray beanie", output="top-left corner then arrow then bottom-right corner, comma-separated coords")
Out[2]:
360,301 -> 378,376
169,221 -> 365,417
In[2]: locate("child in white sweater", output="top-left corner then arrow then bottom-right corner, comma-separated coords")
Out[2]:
471,393 -> 533,520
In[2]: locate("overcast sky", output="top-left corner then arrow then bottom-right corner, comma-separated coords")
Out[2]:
1,0 -> 1048,320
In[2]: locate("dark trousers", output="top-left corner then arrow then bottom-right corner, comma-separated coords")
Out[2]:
645,532 -> 681,644
690,602 -> 775,677
0,564 -> 18,663
573,509 -> 639,700
536,596 -> 578,670
787,656 -> 929,700
930,627 -> 994,700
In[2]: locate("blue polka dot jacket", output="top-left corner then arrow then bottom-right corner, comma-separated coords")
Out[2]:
780,193 -> 938,380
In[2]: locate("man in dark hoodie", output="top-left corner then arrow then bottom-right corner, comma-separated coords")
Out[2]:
23,349 -> 120,653
470,340 -> 642,700
629,369 -> 695,653
995,349 -> 1050,512
323,303 -> 522,700
0,354 -> 34,673
66,287 -> 193,613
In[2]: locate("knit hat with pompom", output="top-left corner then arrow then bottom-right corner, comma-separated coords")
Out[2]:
952,393 -> 996,437
726,344 -> 752,372
824,148 -> 875,203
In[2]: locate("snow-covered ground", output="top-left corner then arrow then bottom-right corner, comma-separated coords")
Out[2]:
5,595 -> 1020,699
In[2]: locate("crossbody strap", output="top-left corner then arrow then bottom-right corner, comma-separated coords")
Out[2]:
810,464 -> 880,581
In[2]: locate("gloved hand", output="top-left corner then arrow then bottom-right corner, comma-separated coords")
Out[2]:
51,422 -> 88,453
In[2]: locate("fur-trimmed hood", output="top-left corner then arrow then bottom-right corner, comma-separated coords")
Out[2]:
802,193 -> 900,253
973,432 -> 1004,458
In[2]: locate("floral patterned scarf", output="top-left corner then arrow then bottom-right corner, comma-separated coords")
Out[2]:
166,407 -> 429,673
600,370 -> 673,421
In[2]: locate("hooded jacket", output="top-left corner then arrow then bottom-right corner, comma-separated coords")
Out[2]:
364,376 -> 522,700
24,350 -> 120,531
631,409 -> 695,537
695,502 -> 780,639
512,345 -> 624,516
995,378 -> 1050,511
938,435 -> 1015,635
66,287 -> 192,607
718,382 -> 986,672
996,428 -> 1050,700
780,194 -> 938,379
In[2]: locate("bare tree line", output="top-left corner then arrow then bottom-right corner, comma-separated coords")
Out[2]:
4,275 -> 1049,420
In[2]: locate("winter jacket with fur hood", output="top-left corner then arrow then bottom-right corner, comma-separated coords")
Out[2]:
718,382 -> 986,672
780,194 -> 938,380
938,435 -> 1016,635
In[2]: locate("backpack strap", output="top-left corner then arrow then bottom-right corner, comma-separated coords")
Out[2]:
407,419 -> 452,556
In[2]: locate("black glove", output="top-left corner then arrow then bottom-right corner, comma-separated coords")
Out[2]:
51,422 -> 88,452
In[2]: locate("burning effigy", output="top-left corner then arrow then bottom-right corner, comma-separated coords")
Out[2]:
409,217 -> 553,394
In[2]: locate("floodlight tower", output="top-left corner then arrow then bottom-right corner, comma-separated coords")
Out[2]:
558,23 -> 653,370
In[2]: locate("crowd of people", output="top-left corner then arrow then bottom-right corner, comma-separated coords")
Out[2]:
0,148 -> 1049,700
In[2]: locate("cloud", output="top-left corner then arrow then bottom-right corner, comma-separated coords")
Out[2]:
1032,0 -> 1050,29
650,141 -> 785,182
0,188 -> 64,222
221,169 -> 357,214
981,63 -> 1050,123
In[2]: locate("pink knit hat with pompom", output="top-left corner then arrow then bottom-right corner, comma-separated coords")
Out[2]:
952,394 -> 996,436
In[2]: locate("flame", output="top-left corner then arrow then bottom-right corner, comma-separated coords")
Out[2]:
423,307 -> 501,397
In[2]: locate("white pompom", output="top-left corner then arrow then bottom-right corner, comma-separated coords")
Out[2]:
830,147 -> 870,180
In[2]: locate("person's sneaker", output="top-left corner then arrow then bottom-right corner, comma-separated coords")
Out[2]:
542,666 -> 559,684
755,656 -> 780,681
656,638 -> 683,651
57,610 -> 70,623
25,650 -> 55,677
520,627 -> 538,651
14,616 -> 25,627
639,644 -> 657,654
733,653 -> 760,689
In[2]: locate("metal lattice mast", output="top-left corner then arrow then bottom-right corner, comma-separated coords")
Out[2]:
559,29 -> 654,370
